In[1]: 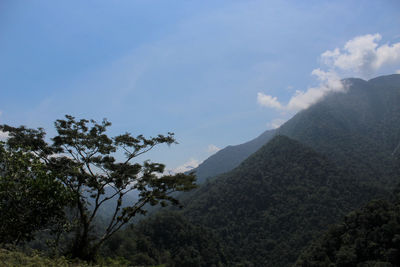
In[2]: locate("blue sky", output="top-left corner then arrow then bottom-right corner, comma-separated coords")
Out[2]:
1,0 -> 400,171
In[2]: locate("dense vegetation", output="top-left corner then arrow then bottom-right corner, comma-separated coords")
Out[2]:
106,74 -> 400,266
183,136 -> 386,266
295,196 -> 400,266
193,129 -> 275,184
279,75 -> 400,190
1,74 -> 400,266
0,116 -> 195,262
0,141 -> 72,245
0,248 -> 130,267
103,212 -> 226,266
194,74 -> 400,189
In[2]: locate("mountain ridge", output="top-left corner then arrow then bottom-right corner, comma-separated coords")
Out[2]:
106,74 -> 400,267
182,135 -> 383,266
195,74 -> 400,187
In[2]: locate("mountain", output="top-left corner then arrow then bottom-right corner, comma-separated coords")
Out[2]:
194,74 -> 400,187
279,74 -> 400,188
181,135 -> 384,266
106,74 -> 400,266
193,129 -> 275,184
181,74 -> 400,266
86,186 -> 139,221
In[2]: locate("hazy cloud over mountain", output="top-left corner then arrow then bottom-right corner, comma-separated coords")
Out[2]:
207,144 -> 220,153
258,68 -> 345,111
268,118 -> 285,129
258,33 -> 400,112
171,158 -> 200,174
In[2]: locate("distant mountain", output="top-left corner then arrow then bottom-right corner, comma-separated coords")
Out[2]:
279,74 -> 400,188
108,74 -> 400,266
85,186 -> 139,221
194,129 -> 275,183
182,74 -> 400,266
182,135 -> 383,266
194,74 -> 400,188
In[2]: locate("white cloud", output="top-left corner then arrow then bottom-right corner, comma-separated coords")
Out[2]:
322,33 -> 400,77
257,33 -> 400,112
0,131 -> 9,141
287,69 -> 346,110
396,69 -> 400,74
257,93 -> 283,109
171,158 -> 200,174
207,144 -> 220,153
258,69 -> 345,111
0,112 -> 8,141
268,118 -> 286,129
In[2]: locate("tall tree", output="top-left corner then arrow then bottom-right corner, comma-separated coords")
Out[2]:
0,115 -> 196,261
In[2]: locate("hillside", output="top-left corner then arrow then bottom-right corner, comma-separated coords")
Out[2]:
103,212 -> 227,267
183,136 -> 384,266
295,195 -> 400,266
105,74 -> 400,266
279,74 -> 400,188
194,75 -> 400,188
193,129 -> 275,184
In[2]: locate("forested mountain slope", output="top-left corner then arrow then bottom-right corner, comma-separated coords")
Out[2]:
103,212 -> 227,267
181,136 -> 384,266
193,129 -> 275,184
107,74 -> 400,266
194,74 -> 400,186
295,194 -> 400,266
279,74 -> 400,188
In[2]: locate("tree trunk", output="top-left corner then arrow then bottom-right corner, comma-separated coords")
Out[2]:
70,197 -> 98,261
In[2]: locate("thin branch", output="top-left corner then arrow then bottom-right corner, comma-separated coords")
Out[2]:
100,195 -> 150,245
123,144 -> 156,164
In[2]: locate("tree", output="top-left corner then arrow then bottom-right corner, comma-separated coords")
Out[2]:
0,115 -> 196,261
0,141 -> 72,245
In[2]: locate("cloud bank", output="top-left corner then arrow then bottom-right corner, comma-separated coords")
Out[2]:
258,68 -> 346,111
0,131 -> 8,141
268,118 -> 285,129
207,144 -> 220,153
171,158 -> 200,174
0,111 -> 7,141
258,33 -> 400,112
322,34 -> 400,78
257,93 -> 283,109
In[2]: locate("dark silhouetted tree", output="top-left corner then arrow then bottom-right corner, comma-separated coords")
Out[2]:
0,115 -> 196,261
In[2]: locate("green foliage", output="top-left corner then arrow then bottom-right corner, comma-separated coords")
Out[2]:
0,248 -> 130,267
1,75 -> 399,266
0,115 -> 196,261
103,74 -> 400,266
194,75 -> 400,190
279,75 -> 400,189
0,141 -> 72,245
103,211 -> 226,267
179,135 -> 385,266
194,130 -> 276,184
295,197 -> 400,267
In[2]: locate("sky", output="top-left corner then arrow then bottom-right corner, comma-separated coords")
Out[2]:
1,0 -> 400,172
